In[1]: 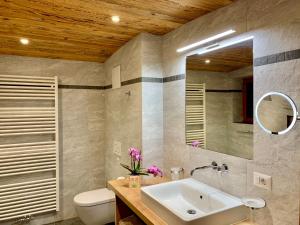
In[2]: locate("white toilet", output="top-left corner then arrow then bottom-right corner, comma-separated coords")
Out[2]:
73,188 -> 115,225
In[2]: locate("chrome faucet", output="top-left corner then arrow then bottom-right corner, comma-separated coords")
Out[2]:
190,161 -> 218,176
190,162 -> 229,176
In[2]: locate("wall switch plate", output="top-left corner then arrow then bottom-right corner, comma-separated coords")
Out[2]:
253,172 -> 272,190
113,141 -> 122,157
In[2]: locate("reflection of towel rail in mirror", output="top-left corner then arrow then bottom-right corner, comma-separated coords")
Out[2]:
186,83 -> 206,148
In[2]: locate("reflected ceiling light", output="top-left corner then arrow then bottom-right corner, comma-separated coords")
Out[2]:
205,59 -> 211,64
20,38 -> 29,45
111,15 -> 120,23
176,29 -> 235,53
197,36 -> 254,55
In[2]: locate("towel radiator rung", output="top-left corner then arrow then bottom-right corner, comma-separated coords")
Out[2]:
0,151 -> 55,161
0,191 -> 57,204
0,168 -> 56,178
0,178 -> 56,189
0,147 -> 56,155
0,85 -> 54,90
0,198 -> 56,212
0,77 -> 55,83
0,184 -> 56,197
0,187 -> 56,200
0,194 -> 56,207
0,144 -> 56,152
0,125 -> 55,130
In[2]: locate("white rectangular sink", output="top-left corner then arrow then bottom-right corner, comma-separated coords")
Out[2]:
141,178 -> 248,225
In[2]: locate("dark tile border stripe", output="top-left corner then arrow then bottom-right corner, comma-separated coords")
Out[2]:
254,49 -> 300,67
58,74 -> 185,90
56,49 -> 300,90
206,89 -> 242,93
121,77 -> 163,86
103,84 -> 112,89
163,74 -> 185,83
143,77 -> 163,83
58,85 -> 104,90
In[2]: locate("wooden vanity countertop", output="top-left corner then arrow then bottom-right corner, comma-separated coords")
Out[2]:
108,178 -> 256,225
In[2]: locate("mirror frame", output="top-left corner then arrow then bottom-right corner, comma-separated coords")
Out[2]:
255,91 -> 299,135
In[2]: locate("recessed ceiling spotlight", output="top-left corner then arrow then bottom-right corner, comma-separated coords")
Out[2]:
20,38 -> 29,45
205,59 -> 211,64
111,15 -> 120,23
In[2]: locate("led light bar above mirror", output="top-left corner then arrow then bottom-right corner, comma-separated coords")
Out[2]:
197,36 -> 254,55
176,29 -> 236,53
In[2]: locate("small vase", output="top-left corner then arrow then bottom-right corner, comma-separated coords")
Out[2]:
129,175 -> 141,188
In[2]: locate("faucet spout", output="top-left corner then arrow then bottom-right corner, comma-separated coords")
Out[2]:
190,161 -> 218,176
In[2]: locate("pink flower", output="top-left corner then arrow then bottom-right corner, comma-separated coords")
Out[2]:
128,147 -> 142,161
147,165 -> 163,177
135,153 -> 142,161
191,140 -> 201,148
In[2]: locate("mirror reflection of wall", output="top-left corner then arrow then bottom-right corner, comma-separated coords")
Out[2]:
185,40 -> 253,159
257,94 -> 295,134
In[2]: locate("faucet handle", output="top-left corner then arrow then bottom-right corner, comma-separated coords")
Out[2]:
217,163 -> 229,173
211,161 -> 218,169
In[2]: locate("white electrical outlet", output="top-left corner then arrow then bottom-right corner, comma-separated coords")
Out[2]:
253,172 -> 272,190
113,141 -> 122,157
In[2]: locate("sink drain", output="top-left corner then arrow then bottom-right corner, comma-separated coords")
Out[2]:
187,209 -> 197,214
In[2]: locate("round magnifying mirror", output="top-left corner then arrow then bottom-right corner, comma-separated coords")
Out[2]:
255,92 -> 298,135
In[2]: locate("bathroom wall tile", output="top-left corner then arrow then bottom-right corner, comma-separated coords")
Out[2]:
141,33 -> 163,78
248,0 -> 300,58
59,89 -> 106,220
142,83 -> 163,168
104,83 -> 142,181
103,35 -> 143,182
104,34 -> 164,180
104,35 -> 142,85
0,56 -> 105,225
254,59 -> 300,97
0,55 -> 104,85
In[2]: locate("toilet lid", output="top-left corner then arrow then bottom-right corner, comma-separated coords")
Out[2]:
74,188 -> 115,207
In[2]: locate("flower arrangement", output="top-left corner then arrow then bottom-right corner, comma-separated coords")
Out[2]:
191,140 -> 201,148
120,147 -> 163,177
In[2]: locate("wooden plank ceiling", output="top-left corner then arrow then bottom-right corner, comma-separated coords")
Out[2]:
0,0 -> 235,62
186,40 -> 253,72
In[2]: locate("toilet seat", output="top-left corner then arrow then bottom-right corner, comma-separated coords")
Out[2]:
74,188 -> 115,207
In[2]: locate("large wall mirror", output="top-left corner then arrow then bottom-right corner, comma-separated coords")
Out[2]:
185,39 -> 253,159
